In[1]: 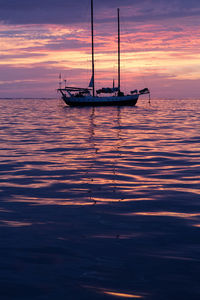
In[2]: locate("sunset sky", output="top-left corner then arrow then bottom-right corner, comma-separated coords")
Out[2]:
0,0 -> 200,98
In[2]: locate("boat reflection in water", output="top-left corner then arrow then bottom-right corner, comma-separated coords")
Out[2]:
86,106 -> 131,205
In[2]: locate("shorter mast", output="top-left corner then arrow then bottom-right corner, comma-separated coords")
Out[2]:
91,0 -> 95,97
117,8 -> 120,93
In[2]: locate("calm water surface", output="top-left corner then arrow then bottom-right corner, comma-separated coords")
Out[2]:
0,98 -> 200,299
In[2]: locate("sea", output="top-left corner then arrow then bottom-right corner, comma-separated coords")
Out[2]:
0,98 -> 200,300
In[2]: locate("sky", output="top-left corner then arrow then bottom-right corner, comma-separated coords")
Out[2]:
0,0 -> 200,99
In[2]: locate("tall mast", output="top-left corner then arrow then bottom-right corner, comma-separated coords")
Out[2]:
118,8 -> 120,93
91,0 -> 95,97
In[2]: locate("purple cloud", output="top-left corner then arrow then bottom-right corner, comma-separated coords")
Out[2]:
0,0 -> 200,24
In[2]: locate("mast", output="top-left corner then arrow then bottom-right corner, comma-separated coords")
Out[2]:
118,8 -> 120,93
91,0 -> 95,97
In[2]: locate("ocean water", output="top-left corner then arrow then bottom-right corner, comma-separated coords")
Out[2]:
0,98 -> 200,299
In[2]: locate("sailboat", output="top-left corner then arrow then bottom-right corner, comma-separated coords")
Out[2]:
58,0 -> 150,106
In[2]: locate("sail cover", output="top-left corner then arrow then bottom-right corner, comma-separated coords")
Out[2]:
96,87 -> 119,94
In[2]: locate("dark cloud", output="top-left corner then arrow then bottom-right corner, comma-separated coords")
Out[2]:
45,39 -> 90,50
0,0 -> 200,24
0,53 -> 46,59
45,39 -> 106,51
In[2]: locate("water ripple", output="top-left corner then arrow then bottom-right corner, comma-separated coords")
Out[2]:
0,99 -> 200,299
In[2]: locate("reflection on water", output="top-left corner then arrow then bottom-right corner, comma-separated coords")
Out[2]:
0,99 -> 200,299
0,220 -> 33,227
124,212 -> 200,219
103,291 -> 143,298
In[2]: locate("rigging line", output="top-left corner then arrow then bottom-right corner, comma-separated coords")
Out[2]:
85,0 -> 92,81
73,0 -> 91,86
62,1 -> 91,87
120,14 -> 149,89
117,13 -> 128,92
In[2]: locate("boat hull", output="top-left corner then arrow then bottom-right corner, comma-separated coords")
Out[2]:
61,94 -> 139,107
